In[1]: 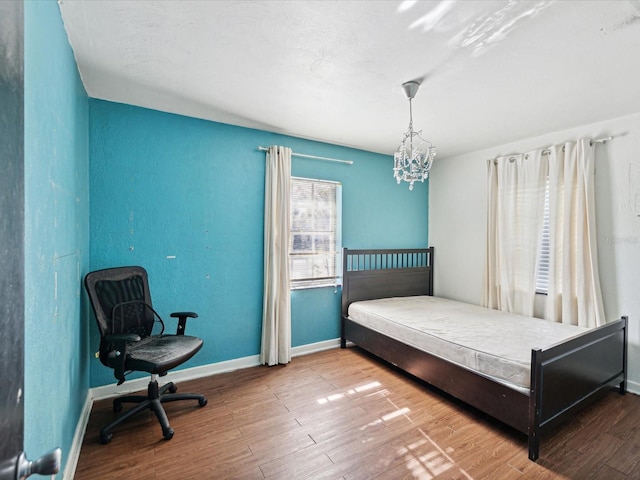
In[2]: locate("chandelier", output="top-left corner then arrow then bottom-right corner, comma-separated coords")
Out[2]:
393,81 -> 436,190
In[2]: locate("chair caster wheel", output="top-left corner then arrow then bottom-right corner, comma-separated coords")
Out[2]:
168,384 -> 177,393
199,398 -> 208,407
163,428 -> 174,440
100,433 -> 113,444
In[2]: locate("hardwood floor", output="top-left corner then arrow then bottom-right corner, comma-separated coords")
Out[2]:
74,347 -> 640,479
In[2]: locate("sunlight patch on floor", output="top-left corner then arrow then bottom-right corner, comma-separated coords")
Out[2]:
313,378 -> 475,479
382,406 -> 411,422
316,381 -> 382,404
398,428 -> 474,479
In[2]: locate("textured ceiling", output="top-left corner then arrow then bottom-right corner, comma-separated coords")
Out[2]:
59,0 -> 640,158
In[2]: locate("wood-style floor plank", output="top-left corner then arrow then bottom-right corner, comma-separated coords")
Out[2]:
74,347 -> 640,479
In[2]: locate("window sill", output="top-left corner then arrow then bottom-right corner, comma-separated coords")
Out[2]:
290,283 -> 342,291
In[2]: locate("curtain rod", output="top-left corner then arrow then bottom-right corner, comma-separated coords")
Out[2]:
592,135 -> 614,144
493,136 -> 615,164
258,146 -> 353,165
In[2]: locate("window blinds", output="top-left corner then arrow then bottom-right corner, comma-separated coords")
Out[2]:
289,177 -> 342,288
535,179 -> 550,293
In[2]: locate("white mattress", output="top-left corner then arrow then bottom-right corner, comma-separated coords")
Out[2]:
348,296 -> 588,393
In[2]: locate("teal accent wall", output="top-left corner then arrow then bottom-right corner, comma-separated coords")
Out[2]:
24,1 -> 90,475
89,100 -> 428,387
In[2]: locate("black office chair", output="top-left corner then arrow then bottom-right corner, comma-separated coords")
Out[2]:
85,266 -> 207,444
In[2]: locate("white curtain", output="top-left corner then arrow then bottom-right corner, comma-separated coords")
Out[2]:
261,146 -> 292,366
483,151 -> 547,316
545,139 -> 605,327
483,138 -> 605,328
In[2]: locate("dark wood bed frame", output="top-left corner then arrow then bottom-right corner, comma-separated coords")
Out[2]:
340,247 -> 627,461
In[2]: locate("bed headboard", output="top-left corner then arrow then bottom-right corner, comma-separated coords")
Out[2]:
341,247 -> 434,316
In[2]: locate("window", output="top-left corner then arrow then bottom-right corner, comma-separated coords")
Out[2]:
290,177 -> 342,289
535,179 -> 550,294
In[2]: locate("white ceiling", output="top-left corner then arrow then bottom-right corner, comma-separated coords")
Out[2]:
58,0 -> 640,158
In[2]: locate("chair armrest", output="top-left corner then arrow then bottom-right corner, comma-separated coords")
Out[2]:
170,311 -> 198,335
170,312 -> 198,319
104,333 -> 141,385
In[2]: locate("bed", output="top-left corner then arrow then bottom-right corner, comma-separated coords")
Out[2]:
340,247 -> 627,461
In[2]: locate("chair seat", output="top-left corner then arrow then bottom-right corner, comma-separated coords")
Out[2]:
124,334 -> 203,375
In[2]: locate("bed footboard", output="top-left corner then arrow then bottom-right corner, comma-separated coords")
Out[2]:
528,315 -> 628,460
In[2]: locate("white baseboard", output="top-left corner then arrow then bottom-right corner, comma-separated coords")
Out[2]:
63,391 -> 92,480
292,338 -> 341,357
627,379 -> 640,395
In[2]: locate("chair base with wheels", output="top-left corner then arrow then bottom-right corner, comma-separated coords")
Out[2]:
100,374 -> 208,444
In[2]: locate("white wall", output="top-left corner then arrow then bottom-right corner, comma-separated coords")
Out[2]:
429,112 -> 640,393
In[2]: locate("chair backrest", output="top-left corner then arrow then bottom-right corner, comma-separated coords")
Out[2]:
85,266 -> 156,344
